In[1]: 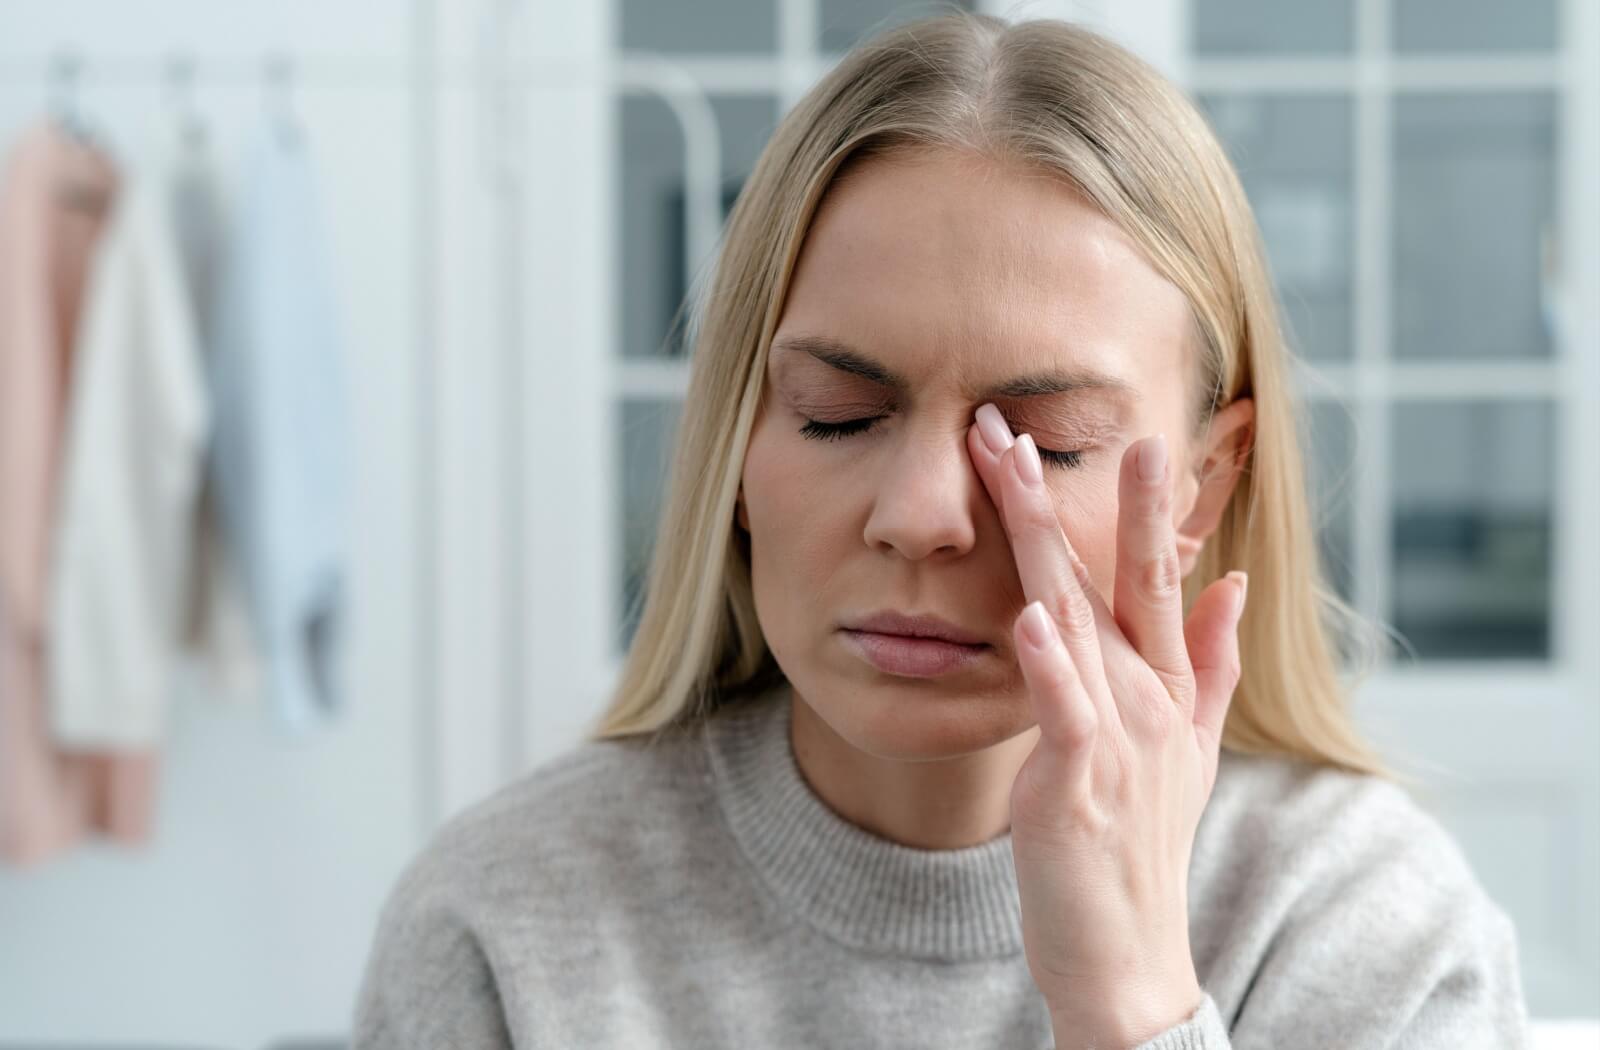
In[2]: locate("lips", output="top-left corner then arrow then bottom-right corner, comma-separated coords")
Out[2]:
837,609 -> 992,678
841,610 -> 990,646
839,629 -> 990,677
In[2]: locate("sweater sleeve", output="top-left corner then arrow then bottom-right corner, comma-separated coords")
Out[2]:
1122,992 -> 1231,1049
350,856 -> 518,1049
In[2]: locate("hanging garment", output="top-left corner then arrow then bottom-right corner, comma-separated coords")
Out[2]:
46,118 -> 258,759
209,120 -> 349,734
170,130 -> 262,706
0,120 -> 158,866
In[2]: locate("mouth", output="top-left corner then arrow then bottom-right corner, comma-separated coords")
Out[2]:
839,610 -> 990,646
838,629 -> 991,678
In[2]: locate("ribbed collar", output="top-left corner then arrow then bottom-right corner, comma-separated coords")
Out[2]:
703,678 -> 1025,961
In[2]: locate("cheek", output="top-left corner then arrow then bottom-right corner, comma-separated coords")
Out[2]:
742,419 -> 808,531
740,421 -> 847,588
742,414 -> 851,530
740,421 -> 857,666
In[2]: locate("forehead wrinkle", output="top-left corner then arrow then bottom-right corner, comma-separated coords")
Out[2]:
770,333 -> 1139,410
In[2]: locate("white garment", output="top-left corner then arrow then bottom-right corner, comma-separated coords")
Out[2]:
47,127 -> 256,749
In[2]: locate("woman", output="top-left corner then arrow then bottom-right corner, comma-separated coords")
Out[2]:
353,12 -> 1528,1048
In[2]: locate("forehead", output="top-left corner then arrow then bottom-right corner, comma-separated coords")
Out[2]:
771,148 -> 1193,401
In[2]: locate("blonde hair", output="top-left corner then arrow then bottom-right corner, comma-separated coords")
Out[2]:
590,10 -> 1398,783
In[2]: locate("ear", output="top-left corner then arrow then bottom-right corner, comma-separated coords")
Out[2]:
1175,397 -> 1255,577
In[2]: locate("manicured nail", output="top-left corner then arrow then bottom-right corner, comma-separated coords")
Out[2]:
1138,433 -> 1167,484
1226,570 -> 1248,619
1020,600 -> 1055,650
1015,433 -> 1044,486
975,403 -> 1014,454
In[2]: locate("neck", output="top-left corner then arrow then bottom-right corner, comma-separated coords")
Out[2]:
789,689 -> 1040,851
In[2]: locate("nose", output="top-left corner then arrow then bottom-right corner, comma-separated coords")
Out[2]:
861,424 -> 982,561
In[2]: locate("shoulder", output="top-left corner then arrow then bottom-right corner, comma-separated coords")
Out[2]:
1206,750 -> 1477,878
375,722 -> 711,930
354,722 -> 715,1039
1189,756 -> 1530,1042
1197,749 -> 1521,986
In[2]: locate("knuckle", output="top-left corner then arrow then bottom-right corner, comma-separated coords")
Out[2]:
1145,702 -> 1177,742
1032,659 -> 1076,696
1167,672 -> 1198,710
1135,547 -> 1183,605
1124,683 -> 1179,740
1062,704 -> 1098,751
1066,793 -> 1105,834
1013,495 -> 1058,536
1049,588 -> 1097,638
1125,475 -> 1172,520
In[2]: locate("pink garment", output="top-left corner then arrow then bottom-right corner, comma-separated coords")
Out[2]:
0,120 -> 159,867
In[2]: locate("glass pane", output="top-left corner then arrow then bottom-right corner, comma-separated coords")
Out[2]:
1199,94 -> 1354,361
1393,92 -> 1557,359
1389,400 -> 1553,661
818,0 -> 975,54
618,93 -> 781,359
1193,0 -> 1353,54
620,0 -> 775,53
1394,0 -> 1558,53
1305,399 -> 1357,605
618,397 -> 685,652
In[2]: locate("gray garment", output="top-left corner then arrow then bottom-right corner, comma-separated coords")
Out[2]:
351,679 -> 1529,1048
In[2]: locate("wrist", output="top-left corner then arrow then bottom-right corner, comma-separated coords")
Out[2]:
1048,980 -> 1205,1050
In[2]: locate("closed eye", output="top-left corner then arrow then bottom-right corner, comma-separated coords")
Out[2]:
797,416 -> 1085,469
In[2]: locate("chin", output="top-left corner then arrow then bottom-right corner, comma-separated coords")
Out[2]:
797,659 -> 1034,761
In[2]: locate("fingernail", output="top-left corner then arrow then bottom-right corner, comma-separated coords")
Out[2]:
1138,433 -> 1167,484
1227,570 -> 1248,619
1016,433 -> 1043,486
1020,600 -> 1055,650
975,403 -> 1014,454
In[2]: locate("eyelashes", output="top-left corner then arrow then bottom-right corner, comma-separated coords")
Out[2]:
797,416 -> 1085,469
797,416 -> 879,440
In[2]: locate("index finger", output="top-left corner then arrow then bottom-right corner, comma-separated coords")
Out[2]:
966,407 -> 1124,635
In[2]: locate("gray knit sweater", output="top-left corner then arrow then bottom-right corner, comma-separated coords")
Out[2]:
351,679 -> 1529,1048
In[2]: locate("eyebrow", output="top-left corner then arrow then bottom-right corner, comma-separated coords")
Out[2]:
771,334 -> 1140,403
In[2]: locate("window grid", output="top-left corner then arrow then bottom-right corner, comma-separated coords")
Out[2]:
1354,0 -> 1395,665
610,0 -> 1583,676
1193,0 -> 1573,674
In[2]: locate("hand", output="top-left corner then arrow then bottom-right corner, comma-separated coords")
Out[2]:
966,403 -> 1248,1048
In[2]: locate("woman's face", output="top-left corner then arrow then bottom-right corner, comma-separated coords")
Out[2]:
738,146 -> 1229,759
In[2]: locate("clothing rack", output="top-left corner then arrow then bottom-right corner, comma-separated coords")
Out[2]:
0,35 -> 727,836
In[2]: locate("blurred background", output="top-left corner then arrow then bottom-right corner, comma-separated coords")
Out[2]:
0,0 -> 1595,1046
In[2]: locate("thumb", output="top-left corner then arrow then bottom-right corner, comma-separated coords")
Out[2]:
1184,571 -> 1247,748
